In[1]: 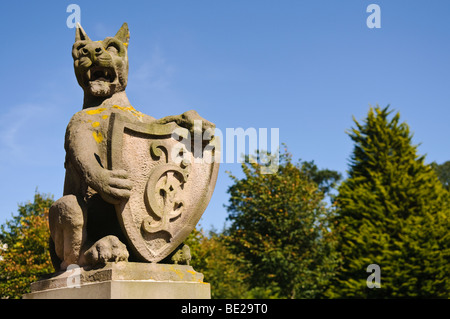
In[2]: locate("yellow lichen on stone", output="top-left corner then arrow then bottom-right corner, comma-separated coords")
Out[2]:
112,105 -> 144,119
102,114 -> 109,119
112,104 -> 135,111
92,121 -> 100,128
168,265 -> 185,280
86,107 -> 106,115
92,131 -> 103,143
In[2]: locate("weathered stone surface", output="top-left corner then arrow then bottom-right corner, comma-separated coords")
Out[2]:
24,262 -> 210,299
48,22 -> 219,272
24,281 -> 210,299
30,262 -> 205,291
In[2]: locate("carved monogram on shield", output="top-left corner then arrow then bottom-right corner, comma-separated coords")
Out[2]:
107,113 -> 219,263
142,140 -> 190,238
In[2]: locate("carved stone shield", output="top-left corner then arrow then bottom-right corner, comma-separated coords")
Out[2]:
108,113 -> 219,263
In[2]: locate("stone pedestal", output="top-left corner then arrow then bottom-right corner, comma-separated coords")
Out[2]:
23,262 -> 210,299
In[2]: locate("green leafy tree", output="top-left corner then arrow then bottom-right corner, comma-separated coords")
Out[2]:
431,161 -> 450,191
186,227 -> 251,299
0,192 -> 54,299
331,106 -> 450,298
299,160 -> 342,196
225,149 -> 341,298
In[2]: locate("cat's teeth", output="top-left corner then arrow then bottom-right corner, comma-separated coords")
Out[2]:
104,70 -> 109,78
86,69 -> 91,80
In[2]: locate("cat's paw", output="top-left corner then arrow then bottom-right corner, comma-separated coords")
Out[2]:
168,244 -> 191,265
84,235 -> 129,266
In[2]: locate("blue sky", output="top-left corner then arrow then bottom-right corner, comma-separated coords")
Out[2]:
0,1 -> 449,231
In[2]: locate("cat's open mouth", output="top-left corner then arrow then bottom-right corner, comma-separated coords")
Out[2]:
87,66 -> 116,83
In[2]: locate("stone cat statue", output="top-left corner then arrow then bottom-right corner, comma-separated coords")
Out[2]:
49,23 -> 213,271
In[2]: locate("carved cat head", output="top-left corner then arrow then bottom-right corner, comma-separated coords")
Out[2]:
72,23 -> 130,103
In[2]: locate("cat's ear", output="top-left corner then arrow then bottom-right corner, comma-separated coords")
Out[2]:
75,23 -> 91,42
115,23 -> 130,45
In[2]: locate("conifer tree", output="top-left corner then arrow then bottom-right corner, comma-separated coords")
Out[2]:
331,106 -> 449,298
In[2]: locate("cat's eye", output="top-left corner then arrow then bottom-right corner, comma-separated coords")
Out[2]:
107,44 -> 119,55
76,44 -> 87,56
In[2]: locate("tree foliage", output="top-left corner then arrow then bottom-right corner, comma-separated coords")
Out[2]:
224,149 -> 341,298
431,161 -> 450,191
0,192 -> 54,299
331,106 -> 450,298
299,160 -> 342,196
2,114 -> 448,299
185,227 -> 253,298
